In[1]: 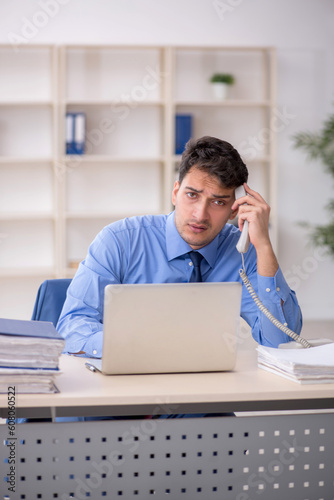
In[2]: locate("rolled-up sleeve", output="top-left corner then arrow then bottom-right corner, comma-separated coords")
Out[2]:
246,267 -> 303,347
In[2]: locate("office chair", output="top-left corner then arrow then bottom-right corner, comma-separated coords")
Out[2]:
31,279 -> 72,327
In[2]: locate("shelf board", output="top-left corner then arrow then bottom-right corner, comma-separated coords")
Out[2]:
0,267 -> 56,278
174,45 -> 273,52
0,43 -> 55,50
0,100 -> 54,107
0,213 -> 55,221
0,157 -> 53,165
175,100 -> 271,107
65,99 -> 164,107
173,155 -> 271,163
65,211 -> 160,220
62,155 -> 164,163
64,44 -> 165,51
247,156 -> 272,163
66,212 -> 116,220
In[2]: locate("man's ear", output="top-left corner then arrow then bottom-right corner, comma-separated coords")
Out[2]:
172,180 -> 180,206
229,206 -> 239,221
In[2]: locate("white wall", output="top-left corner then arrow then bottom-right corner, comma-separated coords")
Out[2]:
1,0 -> 334,320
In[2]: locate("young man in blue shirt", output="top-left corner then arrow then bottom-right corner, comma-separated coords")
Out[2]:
57,136 -> 302,356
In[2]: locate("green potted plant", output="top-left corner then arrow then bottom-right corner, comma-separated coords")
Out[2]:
209,73 -> 235,100
292,111 -> 334,258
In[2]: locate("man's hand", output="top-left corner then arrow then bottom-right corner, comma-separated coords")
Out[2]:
232,183 -> 278,277
232,183 -> 270,248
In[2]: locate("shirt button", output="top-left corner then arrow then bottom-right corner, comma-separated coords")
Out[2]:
276,287 -> 280,292
93,349 -> 97,355
189,262 -> 193,266
266,288 -> 270,292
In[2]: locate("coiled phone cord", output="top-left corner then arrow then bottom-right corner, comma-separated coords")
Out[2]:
239,253 -> 312,349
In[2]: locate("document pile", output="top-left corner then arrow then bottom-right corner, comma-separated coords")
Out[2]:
257,341 -> 334,384
0,318 -> 65,393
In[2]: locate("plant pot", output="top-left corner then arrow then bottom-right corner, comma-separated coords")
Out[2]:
211,82 -> 229,100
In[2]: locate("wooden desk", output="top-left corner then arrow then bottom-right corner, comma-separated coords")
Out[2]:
1,346 -> 334,419
1,345 -> 334,499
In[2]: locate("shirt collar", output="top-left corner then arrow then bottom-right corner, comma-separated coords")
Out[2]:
166,212 -> 219,268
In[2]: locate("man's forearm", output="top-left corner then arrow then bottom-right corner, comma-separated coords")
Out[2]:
256,242 -> 279,277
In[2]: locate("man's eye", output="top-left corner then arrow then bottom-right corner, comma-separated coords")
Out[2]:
186,192 -> 197,198
213,200 -> 225,206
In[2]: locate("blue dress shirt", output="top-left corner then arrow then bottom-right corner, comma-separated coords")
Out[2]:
57,212 -> 302,356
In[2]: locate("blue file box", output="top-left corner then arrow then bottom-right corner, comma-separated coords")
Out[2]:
175,114 -> 193,155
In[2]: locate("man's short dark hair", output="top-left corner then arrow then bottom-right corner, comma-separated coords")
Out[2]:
178,136 -> 248,188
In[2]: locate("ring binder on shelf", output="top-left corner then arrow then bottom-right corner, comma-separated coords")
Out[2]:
66,112 -> 86,155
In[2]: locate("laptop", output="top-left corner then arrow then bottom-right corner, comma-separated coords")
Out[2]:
85,282 -> 242,375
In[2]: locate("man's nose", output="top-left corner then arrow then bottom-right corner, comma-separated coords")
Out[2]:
193,200 -> 209,221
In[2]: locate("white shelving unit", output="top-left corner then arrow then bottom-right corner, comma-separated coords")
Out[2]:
58,45 -> 171,275
0,45 -> 58,282
0,44 -> 276,319
172,46 -> 276,207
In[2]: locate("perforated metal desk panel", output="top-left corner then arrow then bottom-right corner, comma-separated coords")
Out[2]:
1,350 -> 334,499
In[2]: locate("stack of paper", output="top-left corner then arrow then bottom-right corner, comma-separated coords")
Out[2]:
0,318 -> 65,393
257,342 -> 334,384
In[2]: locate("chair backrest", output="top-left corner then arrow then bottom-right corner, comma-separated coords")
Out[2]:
31,279 -> 72,327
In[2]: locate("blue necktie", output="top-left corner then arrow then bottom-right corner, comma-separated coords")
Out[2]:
189,251 -> 204,282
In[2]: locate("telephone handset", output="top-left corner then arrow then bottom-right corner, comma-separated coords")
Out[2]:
235,185 -> 250,253
234,185 -> 313,349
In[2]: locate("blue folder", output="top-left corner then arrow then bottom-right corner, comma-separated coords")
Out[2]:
175,114 -> 193,155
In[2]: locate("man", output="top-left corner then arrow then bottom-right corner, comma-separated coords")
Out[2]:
57,136 -> 302,355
